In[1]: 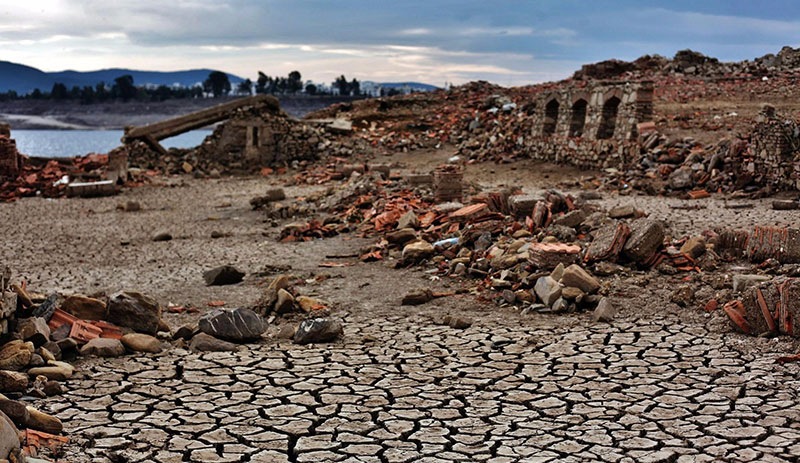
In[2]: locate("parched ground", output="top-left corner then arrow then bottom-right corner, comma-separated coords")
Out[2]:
2,151 -> 800,463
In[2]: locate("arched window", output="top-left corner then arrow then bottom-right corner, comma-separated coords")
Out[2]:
569,99 -> 588,137
543,99 -> 559,136
597,96 -> 621,140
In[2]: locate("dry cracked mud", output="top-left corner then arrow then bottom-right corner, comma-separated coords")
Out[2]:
2,154 -> 800,462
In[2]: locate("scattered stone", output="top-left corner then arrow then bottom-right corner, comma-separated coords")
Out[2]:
772,199 -> 800,210
15,318 -> 50,346
198,308 -> 266,342
592,297 -> 616,322
107,291 -> 162,335
172,324 -> 197,341
446,315 -> 473,329
121,333 -> 163,353
296,296 -> 327,312
396,211 -> 419,229
276,324 -> 296,340
0,342 -> 32,371
553,209 -> 586,228
54,338 -> 78,354
560,264 -> 601,294
671,285 -> 696,308
534,276 -> 562,306
669,167 -> 694,190
203,265 -> 245,286
529,242 -> 581,269
61,295 -> 107,320
0,371 -> 27,393
561,286 -> 585,300
274,288 -> 295,313
386,228 -> 417,246
584,221 -> 631,263
189,333 -> 240,352
293,318 -> 343,345
402,240 -> 434,262
27,361 -> 74,381
608,205 -> 636,219
152,232 -> 173,242
256,274 -> 291,315
24,406 -> 62,434
623,219 -> 665,263
0,399 -> 28,429
79,338 -> 126,357
401,289 -> 434,306
122,201 -> 141,212
680,236 -> 707,259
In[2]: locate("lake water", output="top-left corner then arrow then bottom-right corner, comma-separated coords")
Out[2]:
12,130 -> 211,158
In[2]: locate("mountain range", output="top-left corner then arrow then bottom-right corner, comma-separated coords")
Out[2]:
0,61 -> 245,94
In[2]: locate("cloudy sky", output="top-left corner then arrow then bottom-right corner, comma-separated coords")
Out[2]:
1,0 -> 799,86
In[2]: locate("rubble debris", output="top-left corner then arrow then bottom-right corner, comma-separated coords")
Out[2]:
107,291 -> 163,335
622,219 -> 666,263
592,298 -> 616,323
65,180 -> 118,198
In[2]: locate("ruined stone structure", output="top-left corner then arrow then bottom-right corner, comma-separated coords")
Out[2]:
525,81 -> 654,170
0,268 -> 16,335
0,124 -> 22,179
746,106 -> 800,190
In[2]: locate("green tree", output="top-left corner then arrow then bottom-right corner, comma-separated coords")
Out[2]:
350,78 -> 360,96
305,83 -> 317,95
237,78 -> 253,95
112,75 -> 136,101
287,70 -> 302,94
256,72 -> 268,94
79,86 -> 95,104
204,71 -> 231,97
334,75 -> 350,95
95,82 -> 109,102
30,88 -> 43,99
50,82 -> 68,100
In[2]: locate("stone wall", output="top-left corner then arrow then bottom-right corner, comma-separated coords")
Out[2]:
524,81 -> 654,170
0,268 -> 16,336
746,107 -> 800,190
0,124 -> 22,179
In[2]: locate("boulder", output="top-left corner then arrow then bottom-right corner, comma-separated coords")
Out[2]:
189,333 -> 239,352
293,318 -> 343,345
669,167 -> 694,190
0,411 -> 19,461
560,264 -> 601,294
203,265 -> 245,286
0,371 -> 27,393
198,308 -> 266,342
402,240 -> 434,262
623,219 -> 665,263
107,291 -> 162,335
79,338 -> 126,358
61,295 -> 107,320
15,317 -> 50,346
534,276 -> 562,306
121,333 -> 163,353
24,406 -> 62,434
0,341 -> 33,371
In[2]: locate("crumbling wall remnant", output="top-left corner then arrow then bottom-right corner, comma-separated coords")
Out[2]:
0,124 -> 23,179
747,105 -> 800,190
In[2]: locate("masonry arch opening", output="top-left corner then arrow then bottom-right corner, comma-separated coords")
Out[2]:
569,99 -> 588,137
597,96 -> 621,140
543,99 -> 559,136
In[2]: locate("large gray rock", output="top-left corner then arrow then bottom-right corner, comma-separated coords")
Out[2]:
560,264 -> 601,294
198,308 -> 266,342
623,219 -> 665,263
107,291 -> 162,335
79,338 -> 126,358
15,317 -> 50,347
534,276 -> 562,306
293,318 -> 343,345
121,333 -> 163,353
592,297 -> 616,323
668,167 -> 694,190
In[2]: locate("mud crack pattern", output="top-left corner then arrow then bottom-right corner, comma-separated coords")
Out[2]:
45,313 -> 800,463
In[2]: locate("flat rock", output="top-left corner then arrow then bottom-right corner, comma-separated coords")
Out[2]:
61,294 -> 107,320
560,264 -> 601,294
402,240 -> 434,262
553,209 -> 586,228
152,232 -> 173,242
293,318 -> 343,345
0,341 -> 33,372
732,274 -> 772,293
27,361 -> 74,381
107,291 -> 162,335
680,236 -> 707,259
198,308 -> 266,342
24,406 -> 62,434
121,333 -> 163,353
189,333 -> 239,352
401,289 -> 433,306
203,265 -> 245,286
386,228 -> 417,246
0,371 -> 27,393
79,338 -> 126,358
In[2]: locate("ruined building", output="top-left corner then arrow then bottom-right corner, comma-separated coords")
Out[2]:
0,124 -> 22,179
745,105 -> 800,190
525,80 -> 654,170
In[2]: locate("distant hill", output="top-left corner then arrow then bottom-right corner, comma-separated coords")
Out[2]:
0,61 -> 244,94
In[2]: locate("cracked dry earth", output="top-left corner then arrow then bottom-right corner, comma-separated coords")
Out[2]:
2,159 -> 800,462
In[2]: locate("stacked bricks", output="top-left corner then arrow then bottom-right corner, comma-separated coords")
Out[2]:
433,165 -> 463,203
747,106 -> 800,190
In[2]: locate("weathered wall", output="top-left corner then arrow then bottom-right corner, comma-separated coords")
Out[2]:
0,124 -> 22,179
746,107 -> 800,190
525,80 -> 654,170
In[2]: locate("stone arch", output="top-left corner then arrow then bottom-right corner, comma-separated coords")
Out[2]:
569,98 -> 588,137
542,98 -> 559,137
597,96 -> 621,140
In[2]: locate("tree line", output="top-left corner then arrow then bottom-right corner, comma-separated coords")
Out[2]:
0,70 -> 362,103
